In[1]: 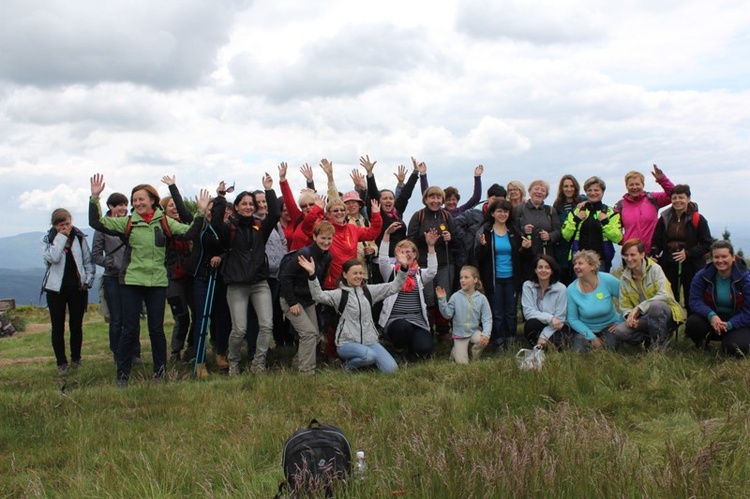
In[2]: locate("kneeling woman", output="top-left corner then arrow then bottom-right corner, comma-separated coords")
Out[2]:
615,239 -> 685,349
686,241 -> 750,355
567,250 -> 622,353
299,255 -> 410,373
522,255 -> 570,349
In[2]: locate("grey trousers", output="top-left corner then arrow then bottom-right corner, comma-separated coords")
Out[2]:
280,297 -> 320,374
226,281 -> 273,368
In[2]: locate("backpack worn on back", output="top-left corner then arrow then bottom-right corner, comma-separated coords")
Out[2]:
124,214 -> 172,241
278,419 -> 352,497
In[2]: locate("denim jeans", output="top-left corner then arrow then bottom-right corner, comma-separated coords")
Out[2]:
102,275 -> 141,360
46,287 -> 88,366
118,285 -> 167,381
490,277 -> 517,344
337,342 -> 398,373
226,281 -> 273,368
572,329 -> 618,353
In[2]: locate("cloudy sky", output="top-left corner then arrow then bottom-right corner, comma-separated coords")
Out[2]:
2,0 -> 749,243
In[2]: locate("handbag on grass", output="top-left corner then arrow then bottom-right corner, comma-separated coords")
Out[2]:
516,345 -> 545,371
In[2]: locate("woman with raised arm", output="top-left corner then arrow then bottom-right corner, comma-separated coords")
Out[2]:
686,241 -> 750,355
212,173 -> 280,376
299,252 -> 410,373
42,208 -> 95,376
650,184 -> 712,314
614,239 -> 685,350
278,161 -> 318,250
615,164 -> 675,254
91,192 -> 142,364
377,222 -> 439,358
88,174 -> 210,386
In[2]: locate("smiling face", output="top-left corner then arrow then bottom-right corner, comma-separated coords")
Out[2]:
204,201 -> 214,221
493,207 -> 510,225
712,248 -> 735,276
507,187 -> 522,203
343,264 -> 365,287
562,179 -> 577,200
327,202 -> 346,224
345,200 -> 361,217
622,245 -> 645,271
164,199 -> 179,219
235,194 -> 255,217
132,189 -> 156,216
108,202 -> 128,217
445,195 -> 459,212
425,193 -> 443,211
585,183 -> 604,203
313,231 -> 333,252
379,190 -> 395,211
280,204 -> 291,224
535,258 -> 552,283
529,184 -> 547,205
254,192 -> 268,217
626,176 -> 644,198
671,193 -> 689,214
298,195 -> 315,215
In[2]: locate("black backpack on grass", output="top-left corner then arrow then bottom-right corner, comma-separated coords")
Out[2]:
277,419 -> 352,497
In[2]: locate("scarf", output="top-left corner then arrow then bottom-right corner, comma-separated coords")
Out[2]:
396,261 -> 419,292
384,207 -> 399,221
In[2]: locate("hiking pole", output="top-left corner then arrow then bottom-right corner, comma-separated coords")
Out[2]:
193,269 -> 218,378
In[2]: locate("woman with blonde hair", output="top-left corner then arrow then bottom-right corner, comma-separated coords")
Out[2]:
506,180 -> 526,209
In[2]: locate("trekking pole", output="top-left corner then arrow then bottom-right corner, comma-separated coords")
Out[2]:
194,269 -> 218,377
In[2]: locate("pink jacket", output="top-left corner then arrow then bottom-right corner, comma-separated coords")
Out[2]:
616,174 -> 674,253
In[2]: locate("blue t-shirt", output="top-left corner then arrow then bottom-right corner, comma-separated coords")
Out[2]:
566,272 -> 621,339
494,231 -> 512,279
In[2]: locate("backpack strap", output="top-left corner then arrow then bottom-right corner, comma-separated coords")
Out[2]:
691,211 -> 700,230
124,214 -> 173,241
337,287 -> 373,314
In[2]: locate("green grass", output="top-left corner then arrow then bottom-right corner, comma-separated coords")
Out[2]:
2,307 -> 750,497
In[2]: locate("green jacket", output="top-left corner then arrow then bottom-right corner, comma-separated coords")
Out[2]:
562,205 -> 622,247
619,257 -> 686,323
89,196 -> 200,287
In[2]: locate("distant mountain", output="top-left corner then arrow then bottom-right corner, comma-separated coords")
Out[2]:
0,230 -> 100,306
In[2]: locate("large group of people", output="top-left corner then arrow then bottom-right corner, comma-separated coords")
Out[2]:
38,159 -> 750,385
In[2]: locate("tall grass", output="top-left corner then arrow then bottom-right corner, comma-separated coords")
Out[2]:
2,307 -> 750,497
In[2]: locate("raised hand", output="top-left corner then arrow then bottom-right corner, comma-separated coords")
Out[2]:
385,221 -> 402,235
425,228 -> 440,247
196,188 -> 212,213
435,286 -> 447,299
90,173 -> 105,197
278,162 -> 288,182
474,164 -> 484,177
262,172 -> 273,190
297,254 -> 316,276
314,194 -> 327,209
300,163 -> 314,182
350,169 -> 366,190
359,155 -> 376,175
651,164 -> 665,181
161,175 -> 176,186
370,198 -> 380,213
320,158 -> 333,177
393,165 -> 407,185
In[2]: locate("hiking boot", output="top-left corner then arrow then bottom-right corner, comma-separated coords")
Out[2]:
228,362 -> 240,377
195,363 -> 210,379
71,360 -> 82,370
215,354 -> 229,370
249,363 -> 266,375
57,363 -> 70,376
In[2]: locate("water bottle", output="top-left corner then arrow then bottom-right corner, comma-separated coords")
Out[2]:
355,450 -> 367,481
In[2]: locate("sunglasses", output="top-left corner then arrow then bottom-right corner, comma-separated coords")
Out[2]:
226,181 -> 236,194
329,208 -> 346,213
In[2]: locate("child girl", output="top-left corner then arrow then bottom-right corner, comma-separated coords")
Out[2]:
298,255 -> 409,373
436,266 -> 492,364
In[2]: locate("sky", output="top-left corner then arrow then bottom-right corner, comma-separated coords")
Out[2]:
2,0 -> 749,244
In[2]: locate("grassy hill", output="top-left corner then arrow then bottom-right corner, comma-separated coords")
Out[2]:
1,306 -> 750,497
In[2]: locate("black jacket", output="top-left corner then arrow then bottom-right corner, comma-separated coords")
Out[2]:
278,243 -> 332,308
476,222 -> 528,293
651,204 -> 712,273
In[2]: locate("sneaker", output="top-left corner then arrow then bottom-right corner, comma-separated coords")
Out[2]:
249,363 -> 266,375
195,363 -> 210,379
71,360 -> 82,370
228,362 -> 240,377
57,363 -> 70,376
215,354 -> 229,370
116,378 -> 128,388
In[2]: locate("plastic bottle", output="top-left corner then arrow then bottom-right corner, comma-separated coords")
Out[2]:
355,450 -> 367,481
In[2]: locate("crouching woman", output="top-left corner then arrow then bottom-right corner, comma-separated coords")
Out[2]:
298,255 -> 410,373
